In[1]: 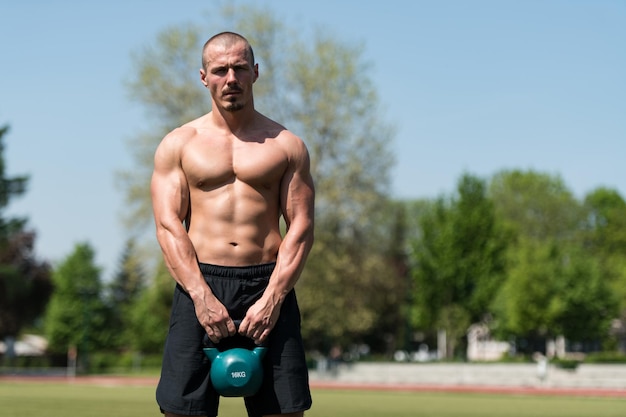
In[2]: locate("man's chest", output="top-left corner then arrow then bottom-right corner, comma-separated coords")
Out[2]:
182,138 -> 288,189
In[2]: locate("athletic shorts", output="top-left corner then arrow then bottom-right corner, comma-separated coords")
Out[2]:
156,262 -> 312,417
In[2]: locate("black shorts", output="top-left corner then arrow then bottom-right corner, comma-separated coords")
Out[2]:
156,262 -> 312,417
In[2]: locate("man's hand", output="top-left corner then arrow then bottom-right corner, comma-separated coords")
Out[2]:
239,294 -> 282,344
193,292 -> 236,344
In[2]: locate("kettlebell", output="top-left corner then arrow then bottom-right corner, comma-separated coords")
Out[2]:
203,321 -> 267,397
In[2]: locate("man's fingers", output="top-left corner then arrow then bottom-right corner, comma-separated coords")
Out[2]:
206,318 -> 236,343
225,318 -> 237,336
254,329 -> 269,345
242,322 -> 269,345
237,318 -> 251,337
239,316 -> 275,344
206,327 -> 221,344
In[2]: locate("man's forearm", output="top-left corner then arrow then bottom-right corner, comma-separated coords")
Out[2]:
156,225 -> 208,299
265,225 -> 314,301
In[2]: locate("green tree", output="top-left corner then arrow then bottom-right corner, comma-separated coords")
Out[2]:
411,197 -> 456,328
493,239 -> 617,350
489,170 -> 583,242
489,170 -> 614,353
373,200 -> 413,354
493,239 -> 563,339
582,187 -> 626,256
127,260 -> 173,354
410,174 -> 508,358
286,30 -> 395,350
581,187 -> 626,349
106,238 -> 146,350
118,5 -> 396,352
44,243 -> 107,370
548,246 -> 617,342
0,125 -> 52,341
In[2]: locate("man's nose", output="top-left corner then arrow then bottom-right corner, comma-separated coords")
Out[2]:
226,68 -> 237,84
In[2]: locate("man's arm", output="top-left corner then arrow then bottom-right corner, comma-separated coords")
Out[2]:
151,131 -> 235,342
239,135 -> 315,343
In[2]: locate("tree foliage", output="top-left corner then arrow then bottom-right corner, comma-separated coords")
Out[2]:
410,174 -> 507,356
44,243 -> 107,362
489,170 -> 619,351
490,170 -> 583,242
582,187 -> 626,256
493,238 -> 564,337
549,246 -> 616,341
408,169 -> 623,357
0,125 -> 52,339
581,187 -> 626,346
127,260 -> 173,353
105,238 -> 146,350
285,30 -> 396,350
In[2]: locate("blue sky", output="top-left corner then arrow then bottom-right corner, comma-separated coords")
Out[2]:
1,0 -> 624,279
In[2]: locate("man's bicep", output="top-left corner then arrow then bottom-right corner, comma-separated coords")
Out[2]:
281,164 -> 315,227
151,143 -> 189,223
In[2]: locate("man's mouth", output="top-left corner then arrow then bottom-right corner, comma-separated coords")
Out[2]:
223,89 -> 242,97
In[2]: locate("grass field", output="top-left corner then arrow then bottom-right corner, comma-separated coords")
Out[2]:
1,382 -> 625,417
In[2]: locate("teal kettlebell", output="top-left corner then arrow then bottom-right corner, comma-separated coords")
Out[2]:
203,322 -> 267,397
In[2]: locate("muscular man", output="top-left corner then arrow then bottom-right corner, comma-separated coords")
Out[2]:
151,32 -> 314,417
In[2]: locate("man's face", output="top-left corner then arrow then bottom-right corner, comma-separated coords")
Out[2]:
200,41 -> 258,112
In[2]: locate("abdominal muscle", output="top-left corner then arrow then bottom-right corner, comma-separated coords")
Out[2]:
186,181 -> 283,267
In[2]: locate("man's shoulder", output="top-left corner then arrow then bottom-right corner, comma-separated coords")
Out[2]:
161,115 -> 211,145
276,130 -> 307,153
256,115 -> 303,146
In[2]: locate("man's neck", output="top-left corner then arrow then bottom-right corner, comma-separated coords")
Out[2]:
211,105 -> 257,136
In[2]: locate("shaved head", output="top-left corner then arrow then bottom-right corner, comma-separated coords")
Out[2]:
202,31 -> 255,70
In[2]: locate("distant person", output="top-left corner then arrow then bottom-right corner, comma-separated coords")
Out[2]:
151,31 -> 315,417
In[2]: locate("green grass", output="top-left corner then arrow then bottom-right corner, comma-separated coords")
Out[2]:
1,382 -> 624,417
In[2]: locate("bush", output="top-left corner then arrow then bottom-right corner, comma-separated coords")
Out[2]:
88,351 -> 162,374
584,351 -> 626,364
552,358 -> 581,370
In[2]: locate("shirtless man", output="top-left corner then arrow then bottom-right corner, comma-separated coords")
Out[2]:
151,32 -> 314,417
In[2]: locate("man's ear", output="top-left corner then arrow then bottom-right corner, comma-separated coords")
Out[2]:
253,63 -> 259,83
200,69 -> 209,87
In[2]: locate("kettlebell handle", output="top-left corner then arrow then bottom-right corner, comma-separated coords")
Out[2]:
203,319 -> 268,348
224,319 -> 241,332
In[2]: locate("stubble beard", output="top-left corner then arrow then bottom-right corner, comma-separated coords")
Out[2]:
224,101 -> 245,112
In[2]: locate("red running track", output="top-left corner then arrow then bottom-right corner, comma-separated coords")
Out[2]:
1,375 -> 625,398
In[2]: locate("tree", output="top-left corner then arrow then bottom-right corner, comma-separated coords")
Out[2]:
410,174 -> 508,358
582,187 -> 626,256
127,260 -> 173,354
105,238 -> 146,350
548,246 -> 617,343
118,5 -> 396,352
489,169 -> 583,242
493,238 -> 617,352
581,187 -> 626,350
371,200 -> 413,354
285,30 -> 395,351
118,25 -> 209,233
489,170 -> 614,354
450,175 -> 508,320
0,124 -> 52,341
492,238 -> 564,342
44,243 -> 106,369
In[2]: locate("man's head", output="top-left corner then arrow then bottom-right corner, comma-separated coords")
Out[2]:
200,32 -> 258,112
202,32 -> 255,70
